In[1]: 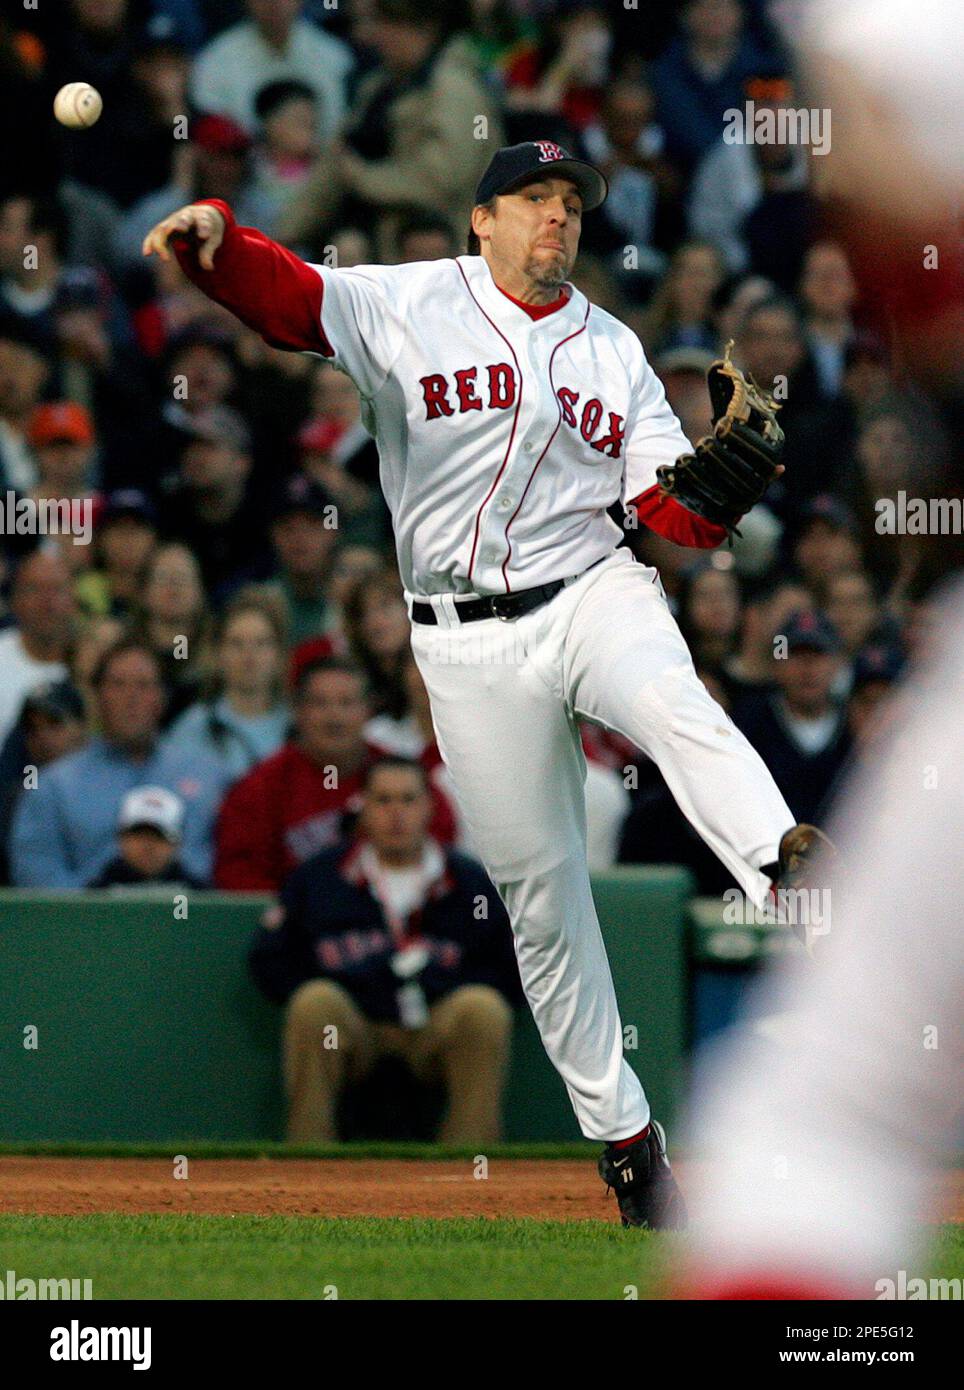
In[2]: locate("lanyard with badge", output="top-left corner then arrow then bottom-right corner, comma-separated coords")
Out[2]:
364,850 -> 432,1029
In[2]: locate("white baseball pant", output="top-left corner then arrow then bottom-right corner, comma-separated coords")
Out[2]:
408,548 -> 794,1140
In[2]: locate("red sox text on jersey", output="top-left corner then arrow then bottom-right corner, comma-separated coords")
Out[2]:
173,200 -> 725,597
418,366 -> 626,461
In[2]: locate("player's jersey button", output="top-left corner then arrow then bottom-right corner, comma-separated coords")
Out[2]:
497,494 -> 514,510
480,547 -> 499,563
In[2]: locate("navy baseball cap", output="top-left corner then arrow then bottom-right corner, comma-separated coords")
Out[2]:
799,493 -> 856,534
21,679 -> 85,724
852,642 -> 905,688
99,489 -> 158,527
784,609 -> 841,654
475,141 -> 608,212
271,473 -> 333,522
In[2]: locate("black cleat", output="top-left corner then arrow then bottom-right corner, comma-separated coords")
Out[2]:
598,1121 -> 687,1230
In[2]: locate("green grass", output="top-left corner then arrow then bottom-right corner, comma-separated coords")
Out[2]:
0,1141 -> 594,1161
0,1216 -> 960,1301
0,1214 -> 674,1300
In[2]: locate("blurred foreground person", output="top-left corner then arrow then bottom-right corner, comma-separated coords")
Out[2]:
681,577 -> 964,1297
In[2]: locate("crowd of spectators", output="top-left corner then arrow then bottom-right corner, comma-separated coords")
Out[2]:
1,0 -> 958,911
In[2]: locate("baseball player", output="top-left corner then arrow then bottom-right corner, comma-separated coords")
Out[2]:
144,139 -> 828,1228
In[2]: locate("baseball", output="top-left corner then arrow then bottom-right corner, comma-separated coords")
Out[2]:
53,82 -> 103,130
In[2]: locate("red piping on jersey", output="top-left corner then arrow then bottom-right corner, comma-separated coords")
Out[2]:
500,300 -> 590,587
457,261 -> 525,590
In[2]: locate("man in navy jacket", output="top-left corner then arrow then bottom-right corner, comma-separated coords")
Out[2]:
250,755 -> 522,1142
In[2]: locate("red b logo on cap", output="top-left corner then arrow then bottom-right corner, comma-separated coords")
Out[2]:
534,141 -> 565,163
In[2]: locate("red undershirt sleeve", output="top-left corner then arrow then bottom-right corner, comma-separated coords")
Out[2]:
627,483 -> 730,549
171,199 -> 333,355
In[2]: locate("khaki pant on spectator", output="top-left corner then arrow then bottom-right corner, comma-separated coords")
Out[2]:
283,980 -> 513,1143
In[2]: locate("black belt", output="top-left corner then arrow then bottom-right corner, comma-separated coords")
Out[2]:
410,557 -> 607,626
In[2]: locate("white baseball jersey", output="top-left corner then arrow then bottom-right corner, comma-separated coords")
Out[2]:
311,255 -> 693,596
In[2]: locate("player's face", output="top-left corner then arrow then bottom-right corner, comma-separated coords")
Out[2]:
11,553 -> 75,640
119,828 -> 177,878
779,648 -> 837,712
296,672 -> 369,760
219,611 -> 282,695
24,711 -> 86,767
360,768 -> 432,859
479,178 -> 582,289
97,652 -> 166,746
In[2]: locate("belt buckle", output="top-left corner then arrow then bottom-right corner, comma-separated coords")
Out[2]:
490,595 -> 515,622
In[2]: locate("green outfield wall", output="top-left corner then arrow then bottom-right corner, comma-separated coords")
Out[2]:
0,868 -> 691,1142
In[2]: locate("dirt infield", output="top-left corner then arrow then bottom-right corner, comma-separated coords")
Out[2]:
1,1157 -> 962,1222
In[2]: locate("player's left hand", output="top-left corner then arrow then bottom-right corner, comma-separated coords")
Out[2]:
656,341 -> 785,541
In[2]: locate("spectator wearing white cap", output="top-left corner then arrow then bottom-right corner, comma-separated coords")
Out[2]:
87,784 -> 209,890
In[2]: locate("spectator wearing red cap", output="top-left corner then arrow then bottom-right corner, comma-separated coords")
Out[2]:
114,114 -> 275,270
295,417 -> 388,549
190,0 -> 353,145
26,401 -> 98,510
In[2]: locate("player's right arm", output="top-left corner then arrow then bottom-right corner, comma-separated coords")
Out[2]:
142,200 -> 404,394
142,199 -> 330,354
